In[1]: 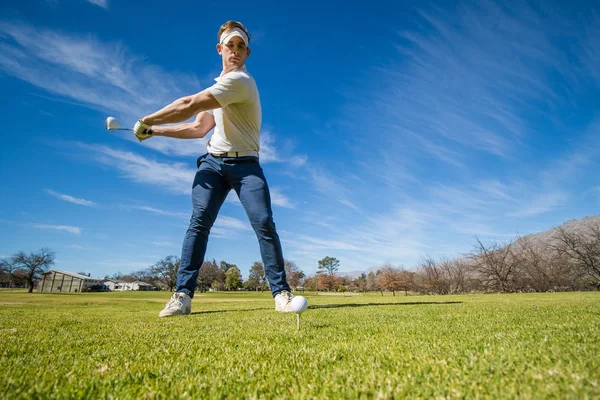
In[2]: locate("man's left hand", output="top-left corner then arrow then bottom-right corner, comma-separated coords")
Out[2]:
133,120 -> 154,142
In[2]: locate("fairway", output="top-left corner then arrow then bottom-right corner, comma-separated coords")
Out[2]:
1,291 -> 599,399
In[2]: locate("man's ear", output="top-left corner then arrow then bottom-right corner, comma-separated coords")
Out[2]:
247,47 -> 251,57
216,43 -> 222,55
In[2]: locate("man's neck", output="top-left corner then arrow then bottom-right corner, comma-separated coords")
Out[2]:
221,63 -> 246,76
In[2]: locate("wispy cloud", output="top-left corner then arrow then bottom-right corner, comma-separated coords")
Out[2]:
86,0 -> 108,9
30,223 -> 81,235
507,192 -> 568,217
269,188 -> 295,209
210,215 -> 253,239
214,216 -> 252,231
0,219 -> 82,235
65,244 -> 95,250
0,21 -> 207,157
121,205 -> 188,219
79,142 -> 297,210
344,2 -> 598,171
305,167 -> 358,210
283,205 -> 432,272
44,189 -> 97,207
259,130 -> 307,166
151,241 -> 178,247
79,143 -> 196,195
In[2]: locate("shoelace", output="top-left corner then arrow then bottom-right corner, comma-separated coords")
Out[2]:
166,295 -> 184,309
278,291 -> 293,304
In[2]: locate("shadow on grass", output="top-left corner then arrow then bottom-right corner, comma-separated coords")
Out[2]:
189,301 -> 462,315
190,307 -> 271,315
309,301 -> 463,310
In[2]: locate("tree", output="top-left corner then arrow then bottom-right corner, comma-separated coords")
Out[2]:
318,256 -> 340,275
375,264 -> 406,296
470,238 -> 521,292
514,236 -> 573,292
417,257 -> 450,294
0,263 -> 11,288
353,273 -> 367,292
366,271 -> 379,293
225,267 -> 242,290
247,261 -> 267,291
284,260 -> 305,290
317,271 -> 337,291
1,248 -> 55,293
149,255 -> 180,291
551,223 -> 600,290
303,275 -> 318,292
197,260 -> 224,292
317,256 -> 339,291
220,261 -> 237,274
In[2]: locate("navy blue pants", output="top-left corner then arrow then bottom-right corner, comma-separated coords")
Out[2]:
175,153 -> 290,298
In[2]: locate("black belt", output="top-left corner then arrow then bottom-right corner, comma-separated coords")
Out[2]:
210,151 -> 258,158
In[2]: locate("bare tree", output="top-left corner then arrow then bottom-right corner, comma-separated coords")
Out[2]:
417,257 -> 450,294
469,238 -> 522,292
149,255 -> 180,291
399,270 -> 416,295
550,224 -> 600,289
513,236 -> 573,292
440,257 -> 470,294
1,248 -> 55,293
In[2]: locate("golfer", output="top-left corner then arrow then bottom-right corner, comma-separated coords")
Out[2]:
133,21 -> 294,316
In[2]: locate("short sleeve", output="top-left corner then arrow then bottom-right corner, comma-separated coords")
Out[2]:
209,73 -> 251,107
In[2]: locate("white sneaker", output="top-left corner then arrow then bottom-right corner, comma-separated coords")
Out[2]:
274,290 -> 294,312
158,292 -> 192,317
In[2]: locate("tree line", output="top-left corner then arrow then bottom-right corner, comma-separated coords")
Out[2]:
103,257 -> 307,293
304,219 -> 600,295
304,219 -> 600,294
2,217 -> 598,294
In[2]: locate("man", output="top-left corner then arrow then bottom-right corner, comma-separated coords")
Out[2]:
133,21 -> 294,316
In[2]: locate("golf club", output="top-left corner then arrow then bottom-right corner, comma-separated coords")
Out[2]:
105,116 -> 133,131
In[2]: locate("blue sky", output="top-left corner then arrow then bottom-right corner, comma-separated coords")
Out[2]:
1,0 -> 599,279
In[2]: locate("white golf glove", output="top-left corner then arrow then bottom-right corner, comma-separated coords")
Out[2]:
133,120 -> 153,142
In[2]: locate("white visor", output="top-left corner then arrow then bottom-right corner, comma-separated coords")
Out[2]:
219,27 -> 249,46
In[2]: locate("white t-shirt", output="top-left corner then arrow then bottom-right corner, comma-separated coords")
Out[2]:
207,66 -> 262,154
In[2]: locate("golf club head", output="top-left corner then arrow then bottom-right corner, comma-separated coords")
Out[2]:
105,116 -> 121,131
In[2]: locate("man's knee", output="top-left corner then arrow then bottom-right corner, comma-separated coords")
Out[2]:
251,212 -> 275,233
188,213 -> 213,237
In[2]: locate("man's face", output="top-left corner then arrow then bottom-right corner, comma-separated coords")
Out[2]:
217,35 -> 250,69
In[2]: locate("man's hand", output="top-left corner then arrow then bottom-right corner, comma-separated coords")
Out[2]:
133,120 -> 153,142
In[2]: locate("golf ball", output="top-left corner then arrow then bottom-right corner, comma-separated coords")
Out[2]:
290,295 -> 308,314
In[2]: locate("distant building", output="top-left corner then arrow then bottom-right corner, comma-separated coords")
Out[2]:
102,280 -> 125,291
102,280 -> 157,291
39,270 -> 104,293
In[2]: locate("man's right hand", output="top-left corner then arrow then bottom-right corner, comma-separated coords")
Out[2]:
133,120 -> 153,142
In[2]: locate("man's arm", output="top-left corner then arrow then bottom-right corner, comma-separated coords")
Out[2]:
141,89 -> 221,125
151,111 -> 216,139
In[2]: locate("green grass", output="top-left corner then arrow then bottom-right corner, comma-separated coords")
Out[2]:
1,291 -> 599,399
